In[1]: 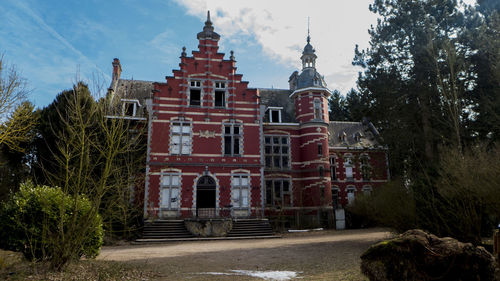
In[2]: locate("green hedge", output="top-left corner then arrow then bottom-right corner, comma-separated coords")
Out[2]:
0,181 -> 103,261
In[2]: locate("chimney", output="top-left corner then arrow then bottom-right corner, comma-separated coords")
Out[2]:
112,58 -> 122,82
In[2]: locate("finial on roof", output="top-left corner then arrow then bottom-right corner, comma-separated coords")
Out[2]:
181,46 -> 186,57
197,10 -> 220,40
307,17 -> 310,43
230,50 -> 235,61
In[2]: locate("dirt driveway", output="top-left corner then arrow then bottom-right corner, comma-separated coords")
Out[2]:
98,228 -> 391,280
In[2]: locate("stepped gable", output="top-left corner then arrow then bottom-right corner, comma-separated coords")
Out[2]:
328,121 -> 381,148
258,88 -> 296,123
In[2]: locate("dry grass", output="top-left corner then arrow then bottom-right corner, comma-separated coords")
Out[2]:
0,250 -> 156,281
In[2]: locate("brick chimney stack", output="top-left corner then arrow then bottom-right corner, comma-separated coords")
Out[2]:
112,58 -> 122,82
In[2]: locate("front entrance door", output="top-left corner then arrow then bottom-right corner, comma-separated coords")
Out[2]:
196,176 -> 216,217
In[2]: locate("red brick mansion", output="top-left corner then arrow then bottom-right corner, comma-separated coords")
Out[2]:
108,13 -> 389,227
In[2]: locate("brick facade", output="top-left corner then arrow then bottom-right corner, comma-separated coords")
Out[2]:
108,12 -> 389,227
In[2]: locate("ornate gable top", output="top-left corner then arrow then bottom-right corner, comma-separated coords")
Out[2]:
197,11 -> 220,40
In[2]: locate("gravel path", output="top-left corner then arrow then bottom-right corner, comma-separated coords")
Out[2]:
98,228 -> 391,280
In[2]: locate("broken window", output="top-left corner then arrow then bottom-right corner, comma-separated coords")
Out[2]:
190,80 -> 201,106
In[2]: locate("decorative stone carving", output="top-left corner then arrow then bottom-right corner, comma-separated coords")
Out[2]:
199,130 -> 216,138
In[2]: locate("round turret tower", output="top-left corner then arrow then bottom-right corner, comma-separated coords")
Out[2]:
288,30 -> 332,214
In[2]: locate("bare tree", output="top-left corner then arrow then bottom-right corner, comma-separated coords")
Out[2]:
0,56 -> 35,152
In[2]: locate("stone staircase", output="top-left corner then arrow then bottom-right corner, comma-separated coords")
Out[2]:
140,220 -> 194,240
227,219 -> 275,237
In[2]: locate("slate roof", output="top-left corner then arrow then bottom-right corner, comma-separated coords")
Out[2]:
328,121 -> 382,148
110,79 -> 153,118
296,68 -> 327,90
258,88 -> 296,123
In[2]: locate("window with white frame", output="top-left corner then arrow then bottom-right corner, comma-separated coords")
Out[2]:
314,98 -> 322,120
223,123 -> 242,156
122,99 -> 139,117
170,120 -> 191,155
189,80 -> 201,106
160,173 -> 180,210
264,135 -> 290,170
214,81 -> 226,107
344,156 -> 353,180
347,186 -> 356,205
330,157 -> 337,181
265,179 -> 291,207
267,107 -> 283,123
231,174 -> 250,208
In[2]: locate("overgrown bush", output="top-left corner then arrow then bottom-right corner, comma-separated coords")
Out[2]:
349,144 -> 500,244
0,181 -> 103,266
347,179 -> 417,232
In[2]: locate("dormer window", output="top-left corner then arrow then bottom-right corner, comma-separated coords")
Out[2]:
189,80 -> 201,106
267,107 -> 283,123
214,81 -> 226,107
121,99 -> 140,117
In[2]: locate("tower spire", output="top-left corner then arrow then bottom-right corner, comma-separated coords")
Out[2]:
206,10 -> 211,24
307,17 -> 310,43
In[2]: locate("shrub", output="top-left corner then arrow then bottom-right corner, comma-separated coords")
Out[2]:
0,181 -> 103,265
347,179 -> 417,232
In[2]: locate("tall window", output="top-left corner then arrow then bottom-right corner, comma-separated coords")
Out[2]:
265,179 -> 291,207
363,185 -> 373,196
344,157 -> 353,180
223,124 -> 241,156
231,174 -> 249,208
160,173 -> 180,210
332,186 -> 339,209
214,81 -> 226,107
361,156 -> 370,181
318,143 -> 323,155
170,120 -> 191,155
190,80 -> 201,106
330,157 -> 337,181
264,136 -> 290,170
314,98 -> 322,120
347,186 -> 356,205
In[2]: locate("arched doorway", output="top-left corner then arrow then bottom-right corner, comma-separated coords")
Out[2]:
196,175 -> 216,217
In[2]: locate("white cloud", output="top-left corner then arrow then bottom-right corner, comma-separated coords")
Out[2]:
174,0 -> 378,93
175,0 -> 478,93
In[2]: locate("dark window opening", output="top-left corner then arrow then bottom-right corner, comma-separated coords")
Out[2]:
190,89 -> 201,106
264,135 -> 290,170
330,157 -> 337,181
223,124 -> 242,156
319,166 -> 324,178
124,103 -> 134,116
215,91 -> 225,107
265,179 -> 292,207
271,110 -> 280,122
318,143 -> 323,155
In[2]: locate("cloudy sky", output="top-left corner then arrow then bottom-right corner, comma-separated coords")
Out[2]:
0,0 -> 475,108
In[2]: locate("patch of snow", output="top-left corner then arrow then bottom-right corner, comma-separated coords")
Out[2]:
288,228 -> 323,232
232,270 -> 299,280
197,270 -> 301,280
